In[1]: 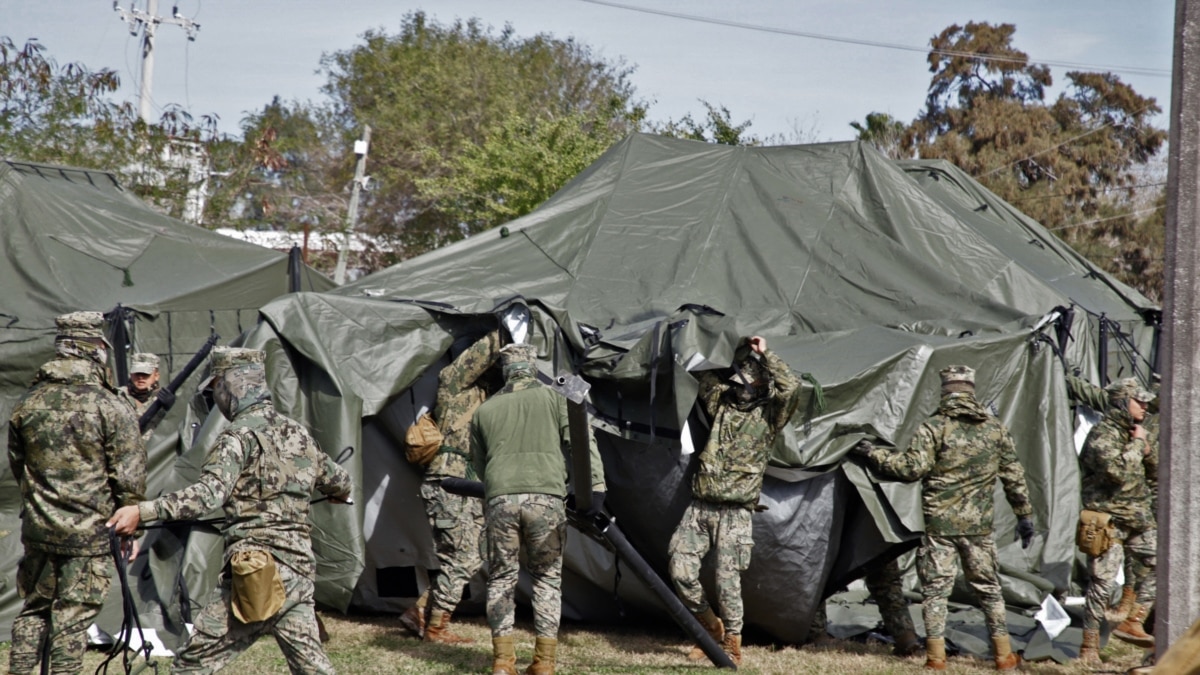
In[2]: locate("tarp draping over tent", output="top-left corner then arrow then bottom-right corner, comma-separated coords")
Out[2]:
0,159 -> 334,639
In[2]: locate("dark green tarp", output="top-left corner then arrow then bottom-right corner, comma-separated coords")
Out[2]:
0,159 -> 334,640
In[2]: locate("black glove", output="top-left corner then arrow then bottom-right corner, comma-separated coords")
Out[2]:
583,491 -> 606,518
155,387 -> 177,409
1016,516 -> 1035,549
849,439 -> 874,457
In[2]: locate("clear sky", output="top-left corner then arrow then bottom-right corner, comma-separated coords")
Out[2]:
2,0 -> 1176,142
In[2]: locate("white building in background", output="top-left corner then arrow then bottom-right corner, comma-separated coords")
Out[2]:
214,228 -> 391,282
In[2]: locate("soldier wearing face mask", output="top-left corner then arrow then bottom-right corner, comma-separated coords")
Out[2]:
108,347 -> 353,674
8,311 -> 145,674
668,335 -> 802,667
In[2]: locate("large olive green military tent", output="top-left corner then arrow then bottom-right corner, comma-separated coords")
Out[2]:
0,159 -> 334,639
142,135 -> 1160,650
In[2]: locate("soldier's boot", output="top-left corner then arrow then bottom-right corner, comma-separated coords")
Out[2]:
721,632 -> 743,667
524,636 -> 557,675
399,591 -> 429,637
492,636 -> 518,675
1113,604 -> 1156,649
893,629 -> 923,657
687,608 -> 725,660
425,608 -> 474,645
991,634 -> 1021,670
1078,628 -> 1101,665
925,637 -> 948,670
1109,585 -> 1137,623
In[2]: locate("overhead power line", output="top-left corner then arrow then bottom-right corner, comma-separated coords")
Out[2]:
576,0 -> 1171,79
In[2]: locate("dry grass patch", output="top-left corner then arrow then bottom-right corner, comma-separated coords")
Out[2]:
3,611 -> 1149,674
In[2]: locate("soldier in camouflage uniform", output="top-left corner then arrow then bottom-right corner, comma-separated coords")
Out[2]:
108,347 -> 353,674
119,352 -> 173,438
470,343 -> 607,675
401,330 -> 502,643
807,555 -> 921,656
668,335 -> 801,667
7,311 -> 146,675
853,365 -> 1033,671
1077,378 -> 1157,662
1066,372 -> 1160,624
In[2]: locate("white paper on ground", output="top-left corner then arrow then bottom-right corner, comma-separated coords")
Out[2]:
1035,594 -> 1071,640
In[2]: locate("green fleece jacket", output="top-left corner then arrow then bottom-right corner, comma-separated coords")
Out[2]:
470,373 -> 606,501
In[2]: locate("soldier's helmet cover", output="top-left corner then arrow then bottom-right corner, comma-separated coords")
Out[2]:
54,311 -> 111,363
130,352 -> 159,375
1106,377 -> 1154,406
499,343 -> 537,379
207,347 -> 270,419
940,365 -> 975,393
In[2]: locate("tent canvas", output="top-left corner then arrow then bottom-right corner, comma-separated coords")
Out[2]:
47,134 -> 1158,648
0,159 -> 334,639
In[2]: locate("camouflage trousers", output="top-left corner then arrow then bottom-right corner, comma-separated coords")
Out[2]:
809,554 -> 913,641
485,493 -> 566,639
668,500 -> 753,634
9,551 -> 112,675
1085,525 -> 1156,631
918,534 -> 1008,640
173,558 -> 334,675
420,477 -> 485,613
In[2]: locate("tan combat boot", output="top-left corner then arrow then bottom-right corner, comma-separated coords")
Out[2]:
424,608 -> 474,644
687,608 -> 725,660
1109,585 -> 1136,623
925,636 -> 948,670
992,634 -> 1021,670
893,629 -> 922,657
492,635 -> 518,675
525,636 -> 557,675
399,591 -> 428,637
1078,628 -> 1100,665
722,632 -> 743,667
1113,604 -> 1156,649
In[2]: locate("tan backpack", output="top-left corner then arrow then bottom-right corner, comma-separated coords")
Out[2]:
404,412 -> 443,466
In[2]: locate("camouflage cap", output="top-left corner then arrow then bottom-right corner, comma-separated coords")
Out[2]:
1106,377 -> 1154,405
55,311 -> 106,341
940,365 -> 975,389
499,343 -> 537,367
130,352 -> 159,375
199,347 -> 264,389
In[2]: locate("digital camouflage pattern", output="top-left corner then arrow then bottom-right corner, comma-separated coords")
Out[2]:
919,534 -> 1008,639
172,558 -> 333,674
7,312 -> 143,675
419,480 -> 485,613
692,349 -> 801,507
862,391 -> 1033,536
431,330 -> 502,479
668,501 -> 753,633
1084,526 -> 1156,631
139,349 -> 353,579
1079,403 -> 1154,532
484,493 -> 566,638
129,352 -> 159,375
8,553 -> 114,674
9,359 -> 144,555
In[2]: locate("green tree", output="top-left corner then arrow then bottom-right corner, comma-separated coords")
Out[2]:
318,12 -> 646,255
900,22 -> 1166,299
850,112 -> 908,159
651,101 -> 757,145
0,36 -> 218,219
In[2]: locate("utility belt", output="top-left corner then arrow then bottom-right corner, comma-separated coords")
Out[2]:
1076,509 -> 1120,557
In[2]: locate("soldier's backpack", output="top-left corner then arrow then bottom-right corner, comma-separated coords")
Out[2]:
404,413 -> 443,466
1076,509 -> 1115,557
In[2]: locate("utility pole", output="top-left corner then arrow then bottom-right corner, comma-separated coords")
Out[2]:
334,126 -> 371,285
1159,0 -> 1200,652
114,0 -> 201,123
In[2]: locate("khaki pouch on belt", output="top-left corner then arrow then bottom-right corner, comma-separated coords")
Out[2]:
230,550 -> 285,623
404,413 -> 444,466
1076,509 -> 1115,557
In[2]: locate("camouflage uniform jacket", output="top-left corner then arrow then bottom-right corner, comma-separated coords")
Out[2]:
1079,406 -> 1154,532
470,374 -> 605,501
692,349 -> 801,508
139,401 -> 353,578
8,357 -> 145,556
864,393 -> 1032,536
431,330 -> 501,479
1067,375 -> 1159,515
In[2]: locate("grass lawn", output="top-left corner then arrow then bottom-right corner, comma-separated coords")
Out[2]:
3,610 -> 1149,674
